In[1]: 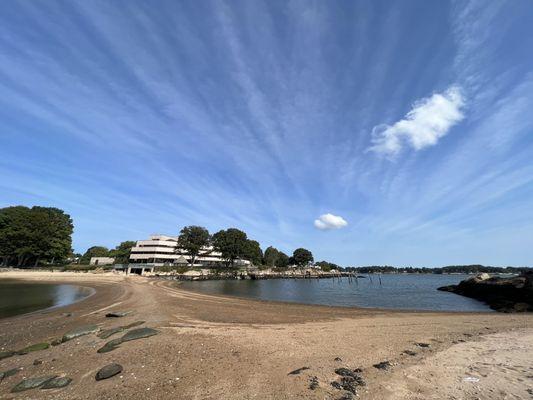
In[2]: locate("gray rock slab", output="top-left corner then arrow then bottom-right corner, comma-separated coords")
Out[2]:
11,375 -> 57,392
121,327 -> 159,342
62,324 -> 99,342
95,363 -> 123,381
41,376 -> 72,389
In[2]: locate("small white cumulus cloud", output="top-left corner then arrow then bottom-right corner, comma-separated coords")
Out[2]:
314,213 -> 348,230
369,86 -> 466,156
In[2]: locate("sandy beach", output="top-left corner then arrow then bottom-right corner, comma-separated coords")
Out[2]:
0,271 -> 532,400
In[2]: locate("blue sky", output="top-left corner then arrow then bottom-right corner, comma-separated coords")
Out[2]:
1,0 -> 532,267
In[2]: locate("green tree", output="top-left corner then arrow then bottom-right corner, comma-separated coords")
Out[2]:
292,248 -> 314,267
109,241 -> 136,264
177,226 -> 211,267
80,246 -> 109,265
275,251 -> 290,269
0,206 -> 73,267
212,228 -> 249,267
243,239 -> 263,266
263,246 -> 279,267
316,260 -> 338,272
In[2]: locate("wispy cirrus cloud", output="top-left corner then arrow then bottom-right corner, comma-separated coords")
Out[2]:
314,213 -> 348,230
369,86 -> 465,156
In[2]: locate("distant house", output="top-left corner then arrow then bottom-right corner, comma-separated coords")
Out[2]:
90,257 -> 115,266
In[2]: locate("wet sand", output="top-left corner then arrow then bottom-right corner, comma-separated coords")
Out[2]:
0,271 -> 532,399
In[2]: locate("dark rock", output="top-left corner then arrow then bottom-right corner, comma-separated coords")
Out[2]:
1,367 -> 22,381
33,359 -> 43,366
62,324 -> 99,342
97,338 -> 123,354
416,342 -> 431,348
403,350 -> 417,356
98,327 -> 124,339
51,339 -> 62,346
373,361 -> 392,370
105,311 -> 131,318
309,376 -> 319,390
11,375 -> 57,392
288,366 -> 310,375
0,350 -> 16,360
334,357 -> 343,362
95,363 -> 123,381
335,368 -> 354,377
41,376 -> 72,389
121,327 -> 159,342
437,272 -> 533,312
18,342 -> 49,354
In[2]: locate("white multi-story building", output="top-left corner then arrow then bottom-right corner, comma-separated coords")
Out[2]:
129,234 -> 250,268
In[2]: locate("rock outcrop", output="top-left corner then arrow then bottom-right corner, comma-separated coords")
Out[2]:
438,272 -> 533,312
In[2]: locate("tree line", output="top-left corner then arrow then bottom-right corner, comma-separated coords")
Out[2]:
0,206 -> 73,267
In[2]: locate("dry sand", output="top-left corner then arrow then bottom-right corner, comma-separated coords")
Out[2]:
0,271 -> 532,400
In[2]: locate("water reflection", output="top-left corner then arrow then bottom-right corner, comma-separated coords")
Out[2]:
0,282 -> 93,319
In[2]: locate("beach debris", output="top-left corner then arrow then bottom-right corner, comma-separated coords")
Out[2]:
121,327 -> 159,342
18,342 -> 50,354
97,338 -> 123,354
95,363 -> 123,381
41,376 -> 72,389
373,361 -> 392,370
105,311 -> 131,318
334,357 -> 343,362
0,367 -> 22,382
0,350 -> 16,360
415,342 -> 431,348
463,376 -> 480,383
403,350 -> 417,356
309,376 -> 319,390
62,324 -> 99,342
11,375 -> 57,392
288,366 -> 310,375
331,368 -> 365,395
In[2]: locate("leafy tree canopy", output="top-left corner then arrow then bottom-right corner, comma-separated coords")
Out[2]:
243,239 -> 263,266
177,226 -> 211,266
212,228 -> 249,267
80,246 -> 110,265
109,241 -> 136,264
0,206 -> 73,267
263,246 -> 279,267
292,248 -> 314,267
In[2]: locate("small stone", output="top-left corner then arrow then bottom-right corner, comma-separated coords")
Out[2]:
373,361 -> 392,370
335,368 -> 354,377
18,342 -> 50,354
11,375 -> 57,392
309,376 -> 319,390
416,342 -> 431,348
51,339 -> 62,346
33,359 -> 43,366
288,366 -> 310,375
41,376 -> 72,389
62,324 -> 99,342
334,357 -> 342,362
403,350 -> 417,356
95,363 -> 123,381
105,311 -> 131,318
121,327 -> 159,342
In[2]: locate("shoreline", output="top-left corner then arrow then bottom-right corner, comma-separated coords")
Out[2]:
1,271 -> 532,399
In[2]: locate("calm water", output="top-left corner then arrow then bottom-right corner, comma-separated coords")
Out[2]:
180,274 -> 492,312
0,281 -> 93,319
